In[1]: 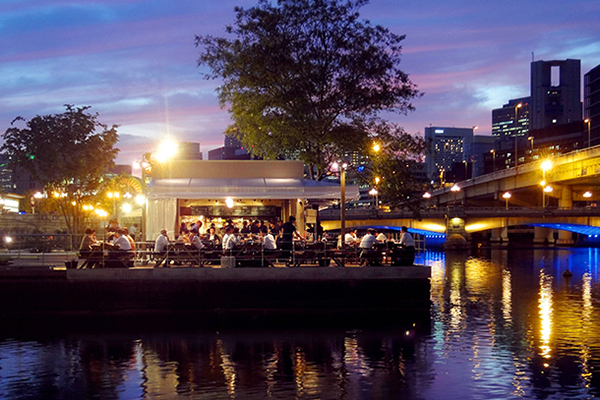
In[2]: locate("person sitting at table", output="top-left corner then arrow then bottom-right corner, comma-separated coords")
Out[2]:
190,231 -> 204,250
207,227 -> 221,245
222,226 -> 238,255
344,230 -> 359,247
112,228 -> 135,266
376,231 -> 387,242
358,229 -> 378,266
154,229 -> 170,268
78,228 -> 98,268
260,230 -> 277,251
397,226 -> 415,266
123,227 -> 136,251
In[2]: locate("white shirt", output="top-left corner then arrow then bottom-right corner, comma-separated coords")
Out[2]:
376,233 -> 387,242
222,233 -> 238,250
399,232 -> 415,247
263,234 -> 277,250
155,233 -> 169,253
359,234 -> 377,249
344,233 -> 357,246
113,235 -> 132,251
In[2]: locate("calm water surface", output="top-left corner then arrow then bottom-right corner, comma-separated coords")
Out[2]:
2,248 -> 600,399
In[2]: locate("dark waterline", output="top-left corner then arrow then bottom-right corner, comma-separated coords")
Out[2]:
1,248 -> 600,399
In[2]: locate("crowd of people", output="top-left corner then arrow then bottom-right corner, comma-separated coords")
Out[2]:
79,216 -> 416,267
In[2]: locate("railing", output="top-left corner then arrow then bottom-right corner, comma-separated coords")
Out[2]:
318,206 -> 600,220
0,234 -> 423,269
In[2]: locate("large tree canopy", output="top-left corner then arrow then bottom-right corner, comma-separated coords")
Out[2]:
1,105 -> 119,235
196,0 -> 421,181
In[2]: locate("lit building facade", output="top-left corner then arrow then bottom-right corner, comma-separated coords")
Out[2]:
584,63 -> 600,147
492,97 -> 530,141
424,126 -> 474,184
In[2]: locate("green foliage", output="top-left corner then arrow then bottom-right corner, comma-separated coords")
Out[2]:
1,105 -> 119,235
196,0 -> 421,181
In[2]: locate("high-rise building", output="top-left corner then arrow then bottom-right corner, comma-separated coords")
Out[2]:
492,97 -> 530,141
584,64 -> 600,147
177,142 -> 203,160
530,59 -> 582,130
424,127 -> 474,184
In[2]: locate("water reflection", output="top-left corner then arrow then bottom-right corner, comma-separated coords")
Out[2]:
2,249 -> 600,398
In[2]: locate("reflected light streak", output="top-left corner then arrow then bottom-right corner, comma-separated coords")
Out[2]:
582,273 -> 592,386
294,347 -> 320,397
343,336 -> 370,378
450,266 -> 463,330
538,271 -> 553,359
263,349 -> 279,397
216,339 -> 237,396
502,269 -> 512,325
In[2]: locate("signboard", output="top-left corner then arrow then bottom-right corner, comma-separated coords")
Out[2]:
188,205 -> 279,218
305,209 -> 317,224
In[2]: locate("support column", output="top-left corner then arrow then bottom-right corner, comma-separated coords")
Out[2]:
559,186 -> 573,209
444,217 -> 468,249
534,226 -> 553,245
490,227 -> 509,245
556,230 -> 575,245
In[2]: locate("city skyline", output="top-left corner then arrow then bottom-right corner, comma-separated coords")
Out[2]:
1,0 -> 599,165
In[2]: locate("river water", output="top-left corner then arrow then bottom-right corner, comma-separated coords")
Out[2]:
1,248 -> 600,399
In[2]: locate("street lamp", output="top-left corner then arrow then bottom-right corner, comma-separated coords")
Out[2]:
451,184 -> 461,205
369,188 -> 378,209
502,191 -> 511,210
32,191 -> 43,214
528,136 -> 534,152
585,118 -> 591,148
107,191 -> 120,217
340,162 -> 347,241
541,160 -> 552,208
514,103 -> 522,167
490,149 -> 496,172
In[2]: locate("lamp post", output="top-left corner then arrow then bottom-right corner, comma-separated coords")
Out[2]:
490,150 -> 496,172
502,191 -> 511,210
528,136 -> 534,152
32,191 -> 43,214
340,162 -> 346,242
514,103 -> 522,167
107,191 -> 120,217
541,160 -> 552,208
369,188 -> 378,209
585,118 -> 591,148
451,184 -> 461,206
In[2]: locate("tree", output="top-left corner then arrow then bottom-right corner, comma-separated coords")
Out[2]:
196,0 -> 421,181
1,105 -> 119,236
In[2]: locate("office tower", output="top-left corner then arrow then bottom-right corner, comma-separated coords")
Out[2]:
530,59 -> 582,130
584,64 -> 600,147
492,97 -> 530,141
424,126 -> 474,183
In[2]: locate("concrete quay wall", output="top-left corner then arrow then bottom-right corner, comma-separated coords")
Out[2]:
0,267 -> 431,317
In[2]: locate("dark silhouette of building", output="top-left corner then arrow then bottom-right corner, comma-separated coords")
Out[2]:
584,64 -> 600,147
530,59 -> 582,130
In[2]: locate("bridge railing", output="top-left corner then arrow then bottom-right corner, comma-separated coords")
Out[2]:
318,205 -> 600,220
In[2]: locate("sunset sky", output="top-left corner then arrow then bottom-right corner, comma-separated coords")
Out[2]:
1,0 -> 599,164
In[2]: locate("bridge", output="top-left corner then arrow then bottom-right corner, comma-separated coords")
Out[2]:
319,145 -> 600,246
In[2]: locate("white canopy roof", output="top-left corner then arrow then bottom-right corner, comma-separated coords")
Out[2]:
148,178 -> 359,200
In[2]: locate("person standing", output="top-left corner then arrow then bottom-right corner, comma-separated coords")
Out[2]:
281,215 -> 304,264
154,229 -> 170,268
398,226 -> 415,266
